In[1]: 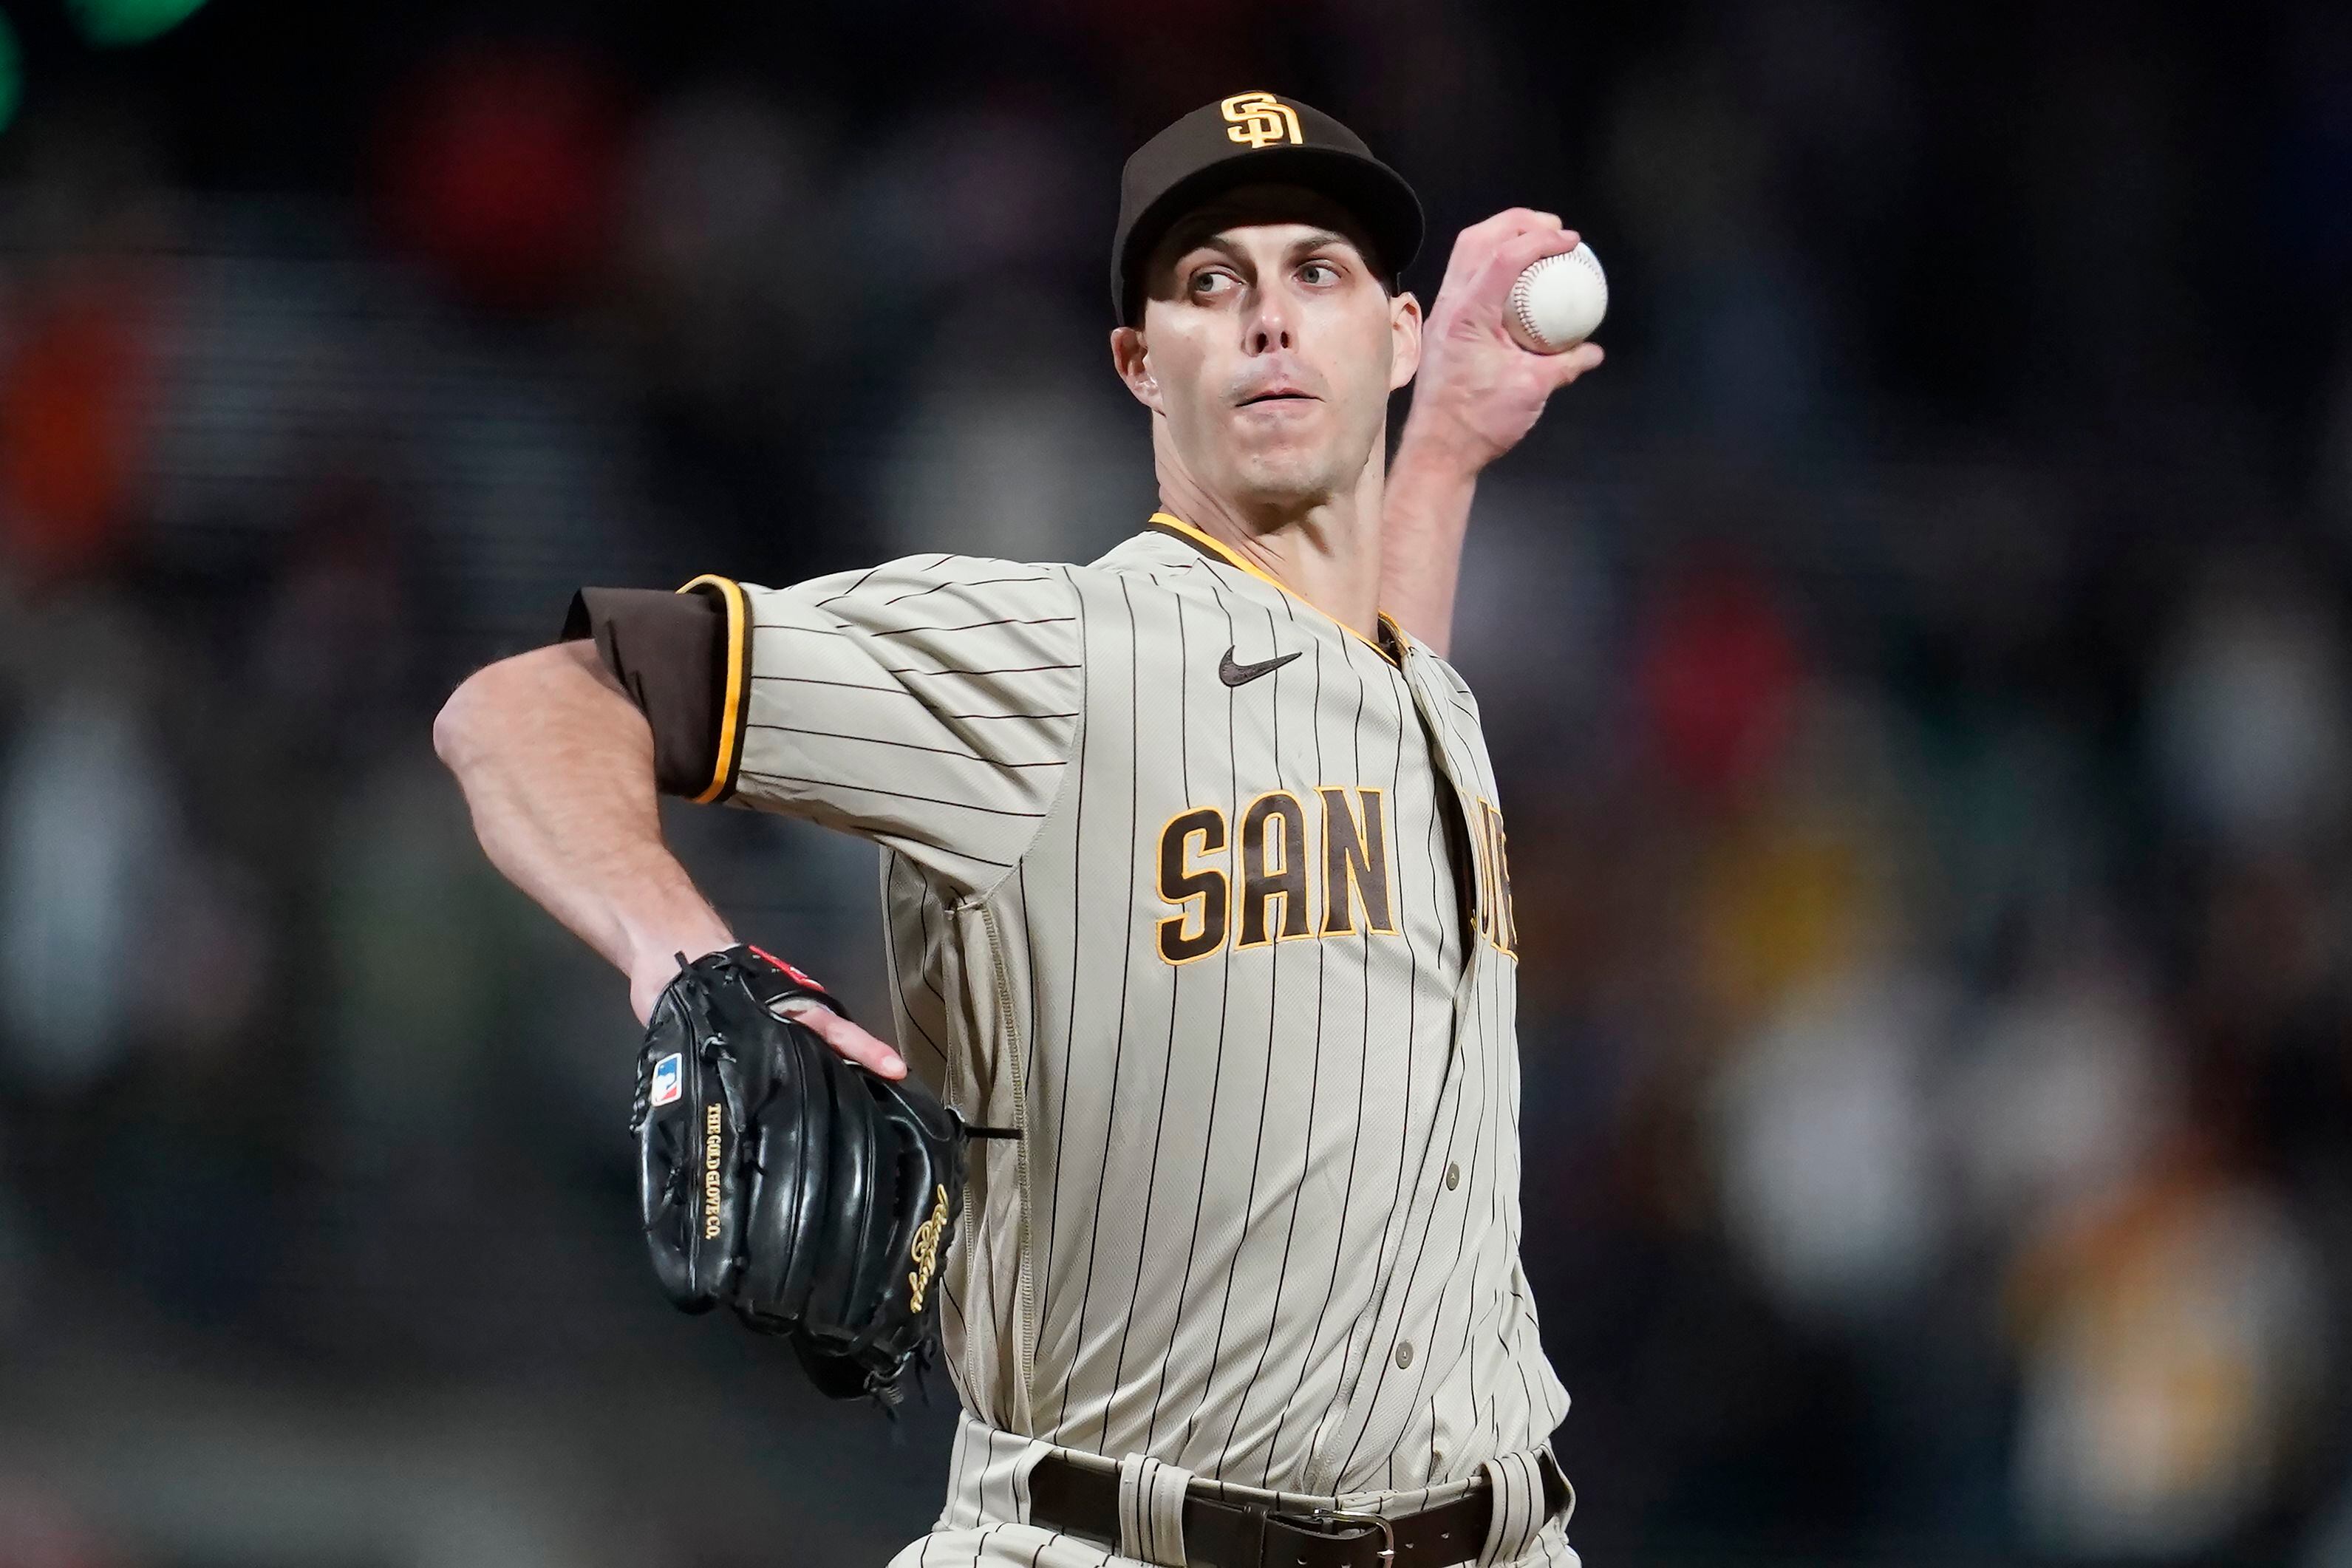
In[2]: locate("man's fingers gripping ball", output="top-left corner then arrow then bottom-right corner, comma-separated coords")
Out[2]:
1503,240 -> 1607,355
1462,206 -> 1565,249
1485,226 -> 1583,296
1542,339 -> 1606,388
1434,215 -> 1605,359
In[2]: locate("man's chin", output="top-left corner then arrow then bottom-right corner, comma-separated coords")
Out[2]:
1218,441 -> 1355,507
1220,463 -> 1337,511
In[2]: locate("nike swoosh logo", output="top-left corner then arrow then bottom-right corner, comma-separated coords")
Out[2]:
1218,647 -> 1301,687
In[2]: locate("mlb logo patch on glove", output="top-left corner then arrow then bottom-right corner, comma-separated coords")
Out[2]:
649,1051 -> 683,1108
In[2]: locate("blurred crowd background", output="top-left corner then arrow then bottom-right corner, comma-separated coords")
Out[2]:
2,1 -> 2351,1564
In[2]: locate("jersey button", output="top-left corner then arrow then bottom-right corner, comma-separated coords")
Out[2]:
1394,1341 -> 1414,1369
1445,1162 -> 1460,1190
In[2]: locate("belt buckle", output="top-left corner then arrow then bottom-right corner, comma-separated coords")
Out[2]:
1284,1506 -> 1394,1566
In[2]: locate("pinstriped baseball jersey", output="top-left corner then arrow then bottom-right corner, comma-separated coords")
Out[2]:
702,512 -> 1565,1496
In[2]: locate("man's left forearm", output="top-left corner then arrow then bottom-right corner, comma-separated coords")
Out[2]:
1380,420 -> 1483,658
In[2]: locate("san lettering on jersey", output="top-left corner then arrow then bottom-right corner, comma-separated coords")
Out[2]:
1153,786 -> 1397,964
1152,785 -> 1516,963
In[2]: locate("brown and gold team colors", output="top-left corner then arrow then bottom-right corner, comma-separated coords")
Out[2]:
568,515 -> 1573,1567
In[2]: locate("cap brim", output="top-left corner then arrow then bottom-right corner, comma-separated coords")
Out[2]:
1117,145 -> 1424,324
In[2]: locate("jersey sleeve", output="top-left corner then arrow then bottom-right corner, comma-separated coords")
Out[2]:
700,556 -> 1083,893
560,585 -> 731,797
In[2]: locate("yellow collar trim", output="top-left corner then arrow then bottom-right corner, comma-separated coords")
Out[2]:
1145,511 -> 1407,665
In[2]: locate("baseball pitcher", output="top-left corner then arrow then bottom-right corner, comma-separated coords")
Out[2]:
436,92 -> 1603,1568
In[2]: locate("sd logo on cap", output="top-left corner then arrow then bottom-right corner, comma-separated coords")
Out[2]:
1221,91 -> 1303,149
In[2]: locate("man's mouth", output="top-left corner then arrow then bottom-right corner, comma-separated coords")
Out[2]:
1238,389 -> 1317,407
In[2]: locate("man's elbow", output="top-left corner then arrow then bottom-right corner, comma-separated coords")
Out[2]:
440,639 -> 644,785
434,641 -> 624,774
434,648 -> 548,772
433,664 -> 498,774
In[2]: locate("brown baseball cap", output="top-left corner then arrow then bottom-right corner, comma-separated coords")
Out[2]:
1111,91 -> 1424,325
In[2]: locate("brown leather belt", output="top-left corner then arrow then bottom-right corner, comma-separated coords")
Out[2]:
1026,1451 -> 1570,1568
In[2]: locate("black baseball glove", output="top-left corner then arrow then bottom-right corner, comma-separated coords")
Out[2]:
628,944 -> 1003,1405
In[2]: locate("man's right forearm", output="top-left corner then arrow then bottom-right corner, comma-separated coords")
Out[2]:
433,641 -> 733,1015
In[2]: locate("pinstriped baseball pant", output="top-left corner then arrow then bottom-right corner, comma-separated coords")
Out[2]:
890,1410 -> 1581,1568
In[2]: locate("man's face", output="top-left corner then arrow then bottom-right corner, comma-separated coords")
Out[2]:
1113,185 -> 1420,512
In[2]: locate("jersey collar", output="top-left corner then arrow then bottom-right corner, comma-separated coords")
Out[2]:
1143,511 -> 1408,667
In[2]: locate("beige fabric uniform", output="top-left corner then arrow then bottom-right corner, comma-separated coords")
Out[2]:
698,515 -> 1574,1567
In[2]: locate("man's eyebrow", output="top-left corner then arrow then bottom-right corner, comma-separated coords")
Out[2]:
1283,228 -> 1351,252
1170,225 -> 1360,261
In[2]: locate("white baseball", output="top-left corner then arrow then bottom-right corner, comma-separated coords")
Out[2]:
1505,243 -> 1606,353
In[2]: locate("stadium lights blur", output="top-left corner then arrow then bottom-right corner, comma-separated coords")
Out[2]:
0,12 -> 16,135
68,0 -> 209,47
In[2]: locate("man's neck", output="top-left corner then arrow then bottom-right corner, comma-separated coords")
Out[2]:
1153,449 -> 1388,643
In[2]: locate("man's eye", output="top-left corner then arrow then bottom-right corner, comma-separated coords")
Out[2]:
1301,260 -> 1340,286
1191,270 -> 1236,298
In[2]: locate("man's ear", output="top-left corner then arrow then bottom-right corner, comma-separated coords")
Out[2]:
1111,325 -> 1163,413
1388,290 -> 1423,392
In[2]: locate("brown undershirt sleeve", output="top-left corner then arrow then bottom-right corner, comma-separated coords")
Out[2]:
559,584 -> 732,800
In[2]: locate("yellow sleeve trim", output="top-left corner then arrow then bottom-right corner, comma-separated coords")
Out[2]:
678,573 -> 749,804
1147,511 -> 1402,667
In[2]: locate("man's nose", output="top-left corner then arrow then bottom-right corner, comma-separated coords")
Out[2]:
1244,290 -> 1294,355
